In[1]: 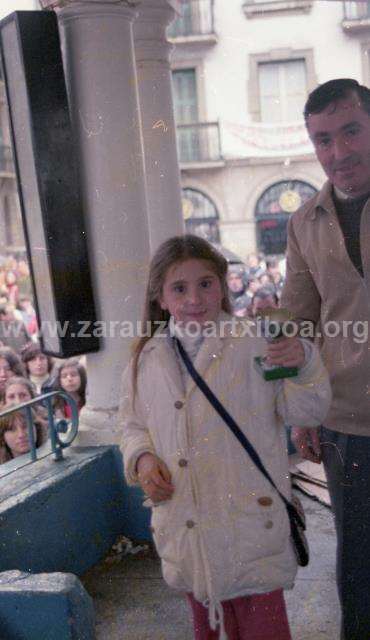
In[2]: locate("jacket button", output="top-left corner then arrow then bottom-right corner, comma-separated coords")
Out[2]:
174,400 -> 184,409
186,519 -> 195,529
178,458 -> 188,467
258,496 -> 273,507
264,520 -> 274,529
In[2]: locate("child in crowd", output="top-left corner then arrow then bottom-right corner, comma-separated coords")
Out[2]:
0,347 -> 25,401
250,287 -> 279,318
4,270 -> 19,306
53,359 -> 87,418
4,376 -> 35,406
17,296 -> 38,338
119,235 -> 331,640
21,342 -> 55,395
2,376 -> 48,420
0,407 -> 47,464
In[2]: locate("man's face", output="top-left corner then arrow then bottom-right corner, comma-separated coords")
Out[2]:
307,92 -> 370,196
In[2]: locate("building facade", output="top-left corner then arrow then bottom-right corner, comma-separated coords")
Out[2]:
169,0 -> 370,259
1,1 -> 370,259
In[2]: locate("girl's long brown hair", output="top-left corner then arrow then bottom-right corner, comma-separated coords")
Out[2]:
0,408 -> 47,464
131,234 -> 231,397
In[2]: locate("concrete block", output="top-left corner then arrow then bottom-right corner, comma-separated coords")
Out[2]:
0,570 -> 95,640
0,446 -> 126,575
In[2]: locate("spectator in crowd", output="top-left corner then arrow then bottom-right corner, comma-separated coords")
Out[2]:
259,272 -> 274,288
250,287 -> 279,318
53,359 -> 87,418
2,376 -> 49,422
0,303 -> 30,352
0,347 -> 25,401
3,376 -> 35,406
246,253 -> 265,279
17,296 -> 38,339
4,270 -> 19,306
16,258 -> 32,296
0,407 -> 47,464
245,276 -> 261,306
266,258 -> 285,298
226,264 -> 250,317
21,342 -> 54,395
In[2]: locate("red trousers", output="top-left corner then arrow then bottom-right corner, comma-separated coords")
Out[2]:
187,590 -> 292,640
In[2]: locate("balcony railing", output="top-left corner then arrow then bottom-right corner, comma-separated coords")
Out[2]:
0,391 -> 79,478
0,144 -> 14,173
167,0 -> 215,38
243,0 -> 312,18
176,121 -> 223,164
343,1 -> 370,20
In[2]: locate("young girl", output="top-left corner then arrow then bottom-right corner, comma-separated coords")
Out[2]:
53,359 -> 87,418
119,235 -> 331,640
0,407 -> 47,464
2,375 -> 48,420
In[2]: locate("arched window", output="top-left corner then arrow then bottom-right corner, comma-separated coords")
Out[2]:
255,180 -> 317,255
181,188 -> 220,243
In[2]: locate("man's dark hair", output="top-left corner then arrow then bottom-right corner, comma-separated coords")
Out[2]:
304,78 -> 370,121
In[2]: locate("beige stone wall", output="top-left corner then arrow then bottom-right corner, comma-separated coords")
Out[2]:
181,154 -> 326,261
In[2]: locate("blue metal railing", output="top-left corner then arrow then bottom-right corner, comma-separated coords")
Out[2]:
0,391 -> 79,467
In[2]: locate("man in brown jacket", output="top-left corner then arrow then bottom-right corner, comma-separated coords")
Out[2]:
281,78 -> 370,640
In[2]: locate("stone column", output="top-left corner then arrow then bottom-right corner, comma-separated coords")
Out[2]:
41,0 -> 151,444
133,0 -> 184,252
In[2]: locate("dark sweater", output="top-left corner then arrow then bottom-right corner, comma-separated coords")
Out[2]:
333,190 -> 370,277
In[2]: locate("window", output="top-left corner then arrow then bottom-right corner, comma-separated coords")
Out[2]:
172,69 -> 198,124
255,180 -> 317,255
258,59 -> 307,122
344,1 -> 370,21
182,188 -> 220,242
172,69 -> 202,162
248,49 -> 316,123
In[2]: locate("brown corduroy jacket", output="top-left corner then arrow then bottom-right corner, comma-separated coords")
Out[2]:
281,180 -> 370,436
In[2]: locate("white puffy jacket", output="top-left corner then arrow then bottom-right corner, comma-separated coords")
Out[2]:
119,314 -> 331,637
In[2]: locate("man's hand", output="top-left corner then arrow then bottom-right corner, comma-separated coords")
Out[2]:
137,452 -> 174,503
266,336 -> 305,368
291,426 -> 321,464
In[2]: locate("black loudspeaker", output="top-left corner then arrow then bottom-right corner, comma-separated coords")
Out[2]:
0,10 -> 100,357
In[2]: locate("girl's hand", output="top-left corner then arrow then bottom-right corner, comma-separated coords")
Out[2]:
266,336 -> 305,368
136,452 -> 174,503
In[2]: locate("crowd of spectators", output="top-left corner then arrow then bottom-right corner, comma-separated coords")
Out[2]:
227,252 -> 285,318
0,254 -> 87,465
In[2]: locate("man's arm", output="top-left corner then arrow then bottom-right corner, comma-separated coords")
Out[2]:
281,216 -> 326,463
280,216 -> 321,326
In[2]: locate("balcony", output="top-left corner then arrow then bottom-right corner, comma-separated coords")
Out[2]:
342,1 -> 370,32
0,145 -> 14,175
243,0 -> 312,19
167,0 -> 217,45
176,121 -> 224,168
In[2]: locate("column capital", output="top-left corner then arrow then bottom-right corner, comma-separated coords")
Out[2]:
134,0 -> 180,65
